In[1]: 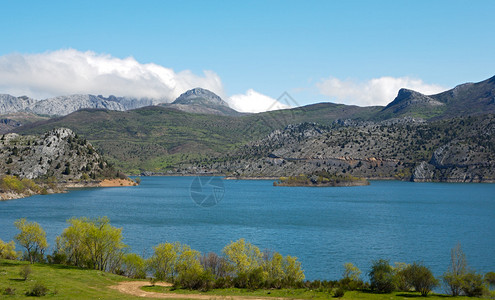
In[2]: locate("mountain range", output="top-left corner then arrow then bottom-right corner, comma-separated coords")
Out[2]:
5,74 -> 495,182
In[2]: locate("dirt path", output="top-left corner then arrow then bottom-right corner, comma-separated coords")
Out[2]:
109,281 -> 297,300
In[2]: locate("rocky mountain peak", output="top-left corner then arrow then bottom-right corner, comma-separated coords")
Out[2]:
173,88 -> 229,107
383,88 -> 444,112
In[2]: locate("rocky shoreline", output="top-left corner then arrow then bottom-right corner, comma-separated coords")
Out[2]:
0,178 -> 138,201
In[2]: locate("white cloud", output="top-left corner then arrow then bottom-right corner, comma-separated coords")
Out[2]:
0,49 -> 224,101
316,76 -> 446,106
228,89 -> 291,113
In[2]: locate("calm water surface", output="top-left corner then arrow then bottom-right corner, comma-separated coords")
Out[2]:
0,177 -> 494,280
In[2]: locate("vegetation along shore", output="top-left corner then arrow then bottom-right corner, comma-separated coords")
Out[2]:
1,217 -> 494,298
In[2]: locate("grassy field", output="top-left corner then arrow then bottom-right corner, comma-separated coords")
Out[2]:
0,259 -> 141,299
1,259 -> 492,299
143,285 -> 479,299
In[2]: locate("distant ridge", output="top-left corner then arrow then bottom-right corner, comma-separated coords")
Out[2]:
378,75 -> 495,119
0,94 -> 163,116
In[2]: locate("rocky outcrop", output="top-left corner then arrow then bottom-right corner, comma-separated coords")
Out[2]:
0,128 -> 113,180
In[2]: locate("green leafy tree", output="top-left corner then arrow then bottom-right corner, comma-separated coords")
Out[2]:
121,253 -> 146,279
14,218 -> 48,263
461,272 -> 487,297
175,244 -> 204,287
0,238 -> 18,259
393,262 -> 411,292
56,218 -> 89,267
369,259 -> 395,293
403,262 -> 438,296
148,242 -> 180,281
343,262 -> 362,282
485,271 -> 495,286
56,216 -> 126,271
282,255 -> 305,287
262,251 -> 285,284
222,239 -> 263,276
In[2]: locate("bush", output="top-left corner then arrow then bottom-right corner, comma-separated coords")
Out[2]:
0,239 -> 18,259
26,282 -> 48,297
485,271 -> 495,286
3,287 -> 15,295
247,267 -> 265,290
369,259 -> 395,293
121,253 -> 146,279
46,251 -> 67,265
403,262 -> 438,296
333,287 -> 345,298
393,262 -> 411,292
461,272 -> 486,297
20,264 -> 32,280
175,270 -> 215,291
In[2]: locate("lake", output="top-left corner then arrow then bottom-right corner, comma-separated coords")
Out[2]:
1,177 -> 494,281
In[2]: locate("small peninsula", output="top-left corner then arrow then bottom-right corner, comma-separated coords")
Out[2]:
274,171 -> 369,187
0,128 -> 137,200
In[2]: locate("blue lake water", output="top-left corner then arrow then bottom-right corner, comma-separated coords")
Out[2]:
0,177 -> 494,281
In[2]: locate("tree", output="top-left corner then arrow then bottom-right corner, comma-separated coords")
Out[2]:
282,255 -> 305,287
121,253 -> 146,279
222,239 -> 262,276
201,252 -> 228,278
485,271 -> 495,286
393,262 -> 411,292
443,243 -> 467,296
0,238 -> 18,259
148,242 -> 205,287
262,250 -> 285,285
56,217 -> 126,271
175,244 -> 204,286
343,262 -> 362,282
461,272 -> 486,297
148,242 -> 180,281
14,218 -> 48,263
403,262 -> 438,296
56,217 -> 89,267
369,259 -> 395,293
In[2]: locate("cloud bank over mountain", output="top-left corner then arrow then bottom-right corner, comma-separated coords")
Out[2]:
0,49 -> 224,101
0,49 -> 446,112
316,76 -> 446,106
0,49 -> 291,113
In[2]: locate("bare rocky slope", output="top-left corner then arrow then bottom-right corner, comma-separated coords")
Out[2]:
0,128 -> 121,200
176,115 -> 495,183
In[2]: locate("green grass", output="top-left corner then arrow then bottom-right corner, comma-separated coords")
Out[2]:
0,260 -> 493,299
142,285 -> 481,299
0,259 -> 141,299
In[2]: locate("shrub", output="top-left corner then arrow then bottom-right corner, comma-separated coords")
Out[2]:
0,239 -> 18,259
485,271 -> 495,286
403,262 -> 438,296
246,267 -> 265,290
333,287 -> 345,298
393,262 -> 411,292
3,287 -> 15,295
46,251 -> 67,265
175,270 -> 215,291
121,253 -> 146,279
369,259 -> 395,293
26,282 -> 48,297
20,264 -> 32,281
461,272 -> 486,297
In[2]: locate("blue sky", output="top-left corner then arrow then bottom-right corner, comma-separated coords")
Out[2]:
1,0 -> 494,111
